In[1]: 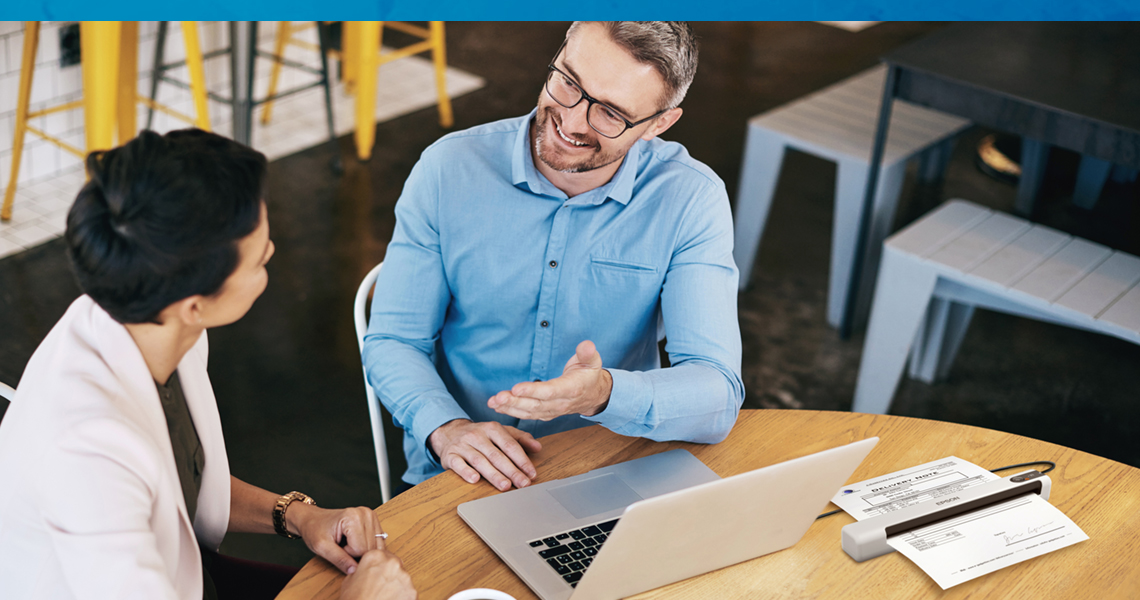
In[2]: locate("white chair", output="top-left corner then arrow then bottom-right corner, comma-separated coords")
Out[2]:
733,65 -> 971,329
354,262 -> 392,503
853,200 -> 1140,415
0,381 -> 15,402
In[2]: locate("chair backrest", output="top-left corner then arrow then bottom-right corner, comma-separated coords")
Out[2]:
354,262 -> 392,503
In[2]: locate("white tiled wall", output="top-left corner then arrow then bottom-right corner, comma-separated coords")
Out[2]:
0,21 -> 84,187
0,21 -> 485,260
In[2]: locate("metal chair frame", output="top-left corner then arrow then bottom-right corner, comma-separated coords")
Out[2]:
354,262 -> 392,503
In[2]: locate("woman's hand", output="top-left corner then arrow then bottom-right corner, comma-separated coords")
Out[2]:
340,549 -> 417,600
287,504 -> 385,575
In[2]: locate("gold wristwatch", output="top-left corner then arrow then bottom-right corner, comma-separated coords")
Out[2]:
273,491 -> 316,539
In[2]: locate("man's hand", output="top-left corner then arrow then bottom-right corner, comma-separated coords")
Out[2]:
340,549 -> 417,600
287,504 -> 384,575
489,340 -> 613,421
429,419 -> 542,491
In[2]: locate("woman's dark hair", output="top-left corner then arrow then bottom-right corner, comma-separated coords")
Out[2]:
66,129 -> 267,324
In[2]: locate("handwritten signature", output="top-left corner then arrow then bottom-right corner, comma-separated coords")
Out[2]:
1003,521 -> 1055,545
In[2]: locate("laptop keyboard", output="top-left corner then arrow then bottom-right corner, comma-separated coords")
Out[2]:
527,518 -> 619,588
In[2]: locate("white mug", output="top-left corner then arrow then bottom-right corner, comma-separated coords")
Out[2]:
446,589 -> 518,600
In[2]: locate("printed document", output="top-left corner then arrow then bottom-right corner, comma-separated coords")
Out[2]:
830,456 -> 998,521
886,493 -> 1088,589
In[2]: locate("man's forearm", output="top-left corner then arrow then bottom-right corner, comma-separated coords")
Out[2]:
364,336 -> 470,468
585,361 -> 743,443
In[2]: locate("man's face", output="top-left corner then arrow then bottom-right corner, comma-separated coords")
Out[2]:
534,24 -> 669,174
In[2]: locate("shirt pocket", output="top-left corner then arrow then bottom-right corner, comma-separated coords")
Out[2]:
580,255 -> 663,347
589,256 -> 659,275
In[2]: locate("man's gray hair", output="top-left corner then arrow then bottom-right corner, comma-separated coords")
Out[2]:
567,21 -> 699,111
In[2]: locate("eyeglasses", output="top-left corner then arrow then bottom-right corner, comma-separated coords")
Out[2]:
544,42 -> 667,139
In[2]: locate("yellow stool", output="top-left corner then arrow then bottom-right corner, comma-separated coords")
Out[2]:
261,21 -> 453,162
260,21 -> 452,161
2,21 -> 210,222
344,22 -> 453,161
259,21 -> 333,125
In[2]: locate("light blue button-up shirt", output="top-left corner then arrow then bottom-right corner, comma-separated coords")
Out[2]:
364,110 -> 744,484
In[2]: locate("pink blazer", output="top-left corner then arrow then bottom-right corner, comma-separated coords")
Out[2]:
0,295 -> 231,599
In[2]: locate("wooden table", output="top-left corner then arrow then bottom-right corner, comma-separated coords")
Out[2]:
842,22 -> 1140,338
277,410 -> 1140,599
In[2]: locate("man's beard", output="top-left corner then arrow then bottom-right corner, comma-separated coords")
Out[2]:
534,105 -> 627,174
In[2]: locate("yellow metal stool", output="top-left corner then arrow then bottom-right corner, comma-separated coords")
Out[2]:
260,21 -> 452,161
259,21 -> 335,125
2,21 -> 210,222
343,22 -> 453,161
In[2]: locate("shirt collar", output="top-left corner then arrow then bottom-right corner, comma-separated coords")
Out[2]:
512,108 -> 641,206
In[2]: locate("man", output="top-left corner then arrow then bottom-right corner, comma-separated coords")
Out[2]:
364,22 -> 743,492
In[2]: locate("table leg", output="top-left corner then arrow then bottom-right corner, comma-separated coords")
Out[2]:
1015,138 -> 1049,217
316,21 -> 337,141
1072,155 -> 1112,210
229,21 -> 257,146
81,21 -> 122,155
841,63 -> 898,339
145,21 -> 168,130
354,21 -> 380,161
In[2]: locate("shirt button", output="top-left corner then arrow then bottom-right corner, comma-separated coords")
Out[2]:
541,320 -> 549,328
549,260 -> 558,268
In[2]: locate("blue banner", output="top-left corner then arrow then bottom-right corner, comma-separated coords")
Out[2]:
9,0 -> 1140,21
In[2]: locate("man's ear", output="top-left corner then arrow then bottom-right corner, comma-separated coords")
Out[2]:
640,107 -> 683,141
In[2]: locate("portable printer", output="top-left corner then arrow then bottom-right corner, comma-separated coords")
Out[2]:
842,470 -> 1052,562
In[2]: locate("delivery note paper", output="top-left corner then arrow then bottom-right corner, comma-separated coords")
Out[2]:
830,456 -> 998,521
886,493 -> 1088,589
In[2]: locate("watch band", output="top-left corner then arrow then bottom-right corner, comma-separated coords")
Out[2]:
273,491 -> 316,539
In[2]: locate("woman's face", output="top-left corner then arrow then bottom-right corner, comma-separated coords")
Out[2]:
199,203 -> 275,328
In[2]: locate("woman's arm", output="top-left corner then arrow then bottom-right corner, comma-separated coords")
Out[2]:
228,476 -> 384,575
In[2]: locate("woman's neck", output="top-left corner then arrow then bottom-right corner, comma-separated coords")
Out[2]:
124,319 -> 204,385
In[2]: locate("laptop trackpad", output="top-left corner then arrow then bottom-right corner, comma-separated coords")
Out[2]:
548,473 -> 643,519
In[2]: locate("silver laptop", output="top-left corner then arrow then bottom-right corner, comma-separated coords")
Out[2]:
459,437 -> 878,600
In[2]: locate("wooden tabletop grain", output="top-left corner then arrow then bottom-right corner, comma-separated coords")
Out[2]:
276,409 -> 1140,600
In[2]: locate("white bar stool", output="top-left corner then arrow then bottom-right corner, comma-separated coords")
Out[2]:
853,199 -> 1140,415
733,65 -> 971,328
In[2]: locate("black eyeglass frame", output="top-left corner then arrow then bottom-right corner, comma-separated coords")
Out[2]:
545,41 -> 669,139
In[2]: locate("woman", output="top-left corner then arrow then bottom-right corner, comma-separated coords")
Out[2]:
0,130 -> 415,600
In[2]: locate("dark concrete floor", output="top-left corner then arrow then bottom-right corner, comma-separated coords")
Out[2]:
1,22 -> 1137,569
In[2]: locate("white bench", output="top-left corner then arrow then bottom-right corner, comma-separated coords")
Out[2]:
853,199 -> 1140,415
733,65 -> 971,328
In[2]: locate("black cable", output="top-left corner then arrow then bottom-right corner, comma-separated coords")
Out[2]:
988,461 -> 1056,475
816,460 -> 1056,520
